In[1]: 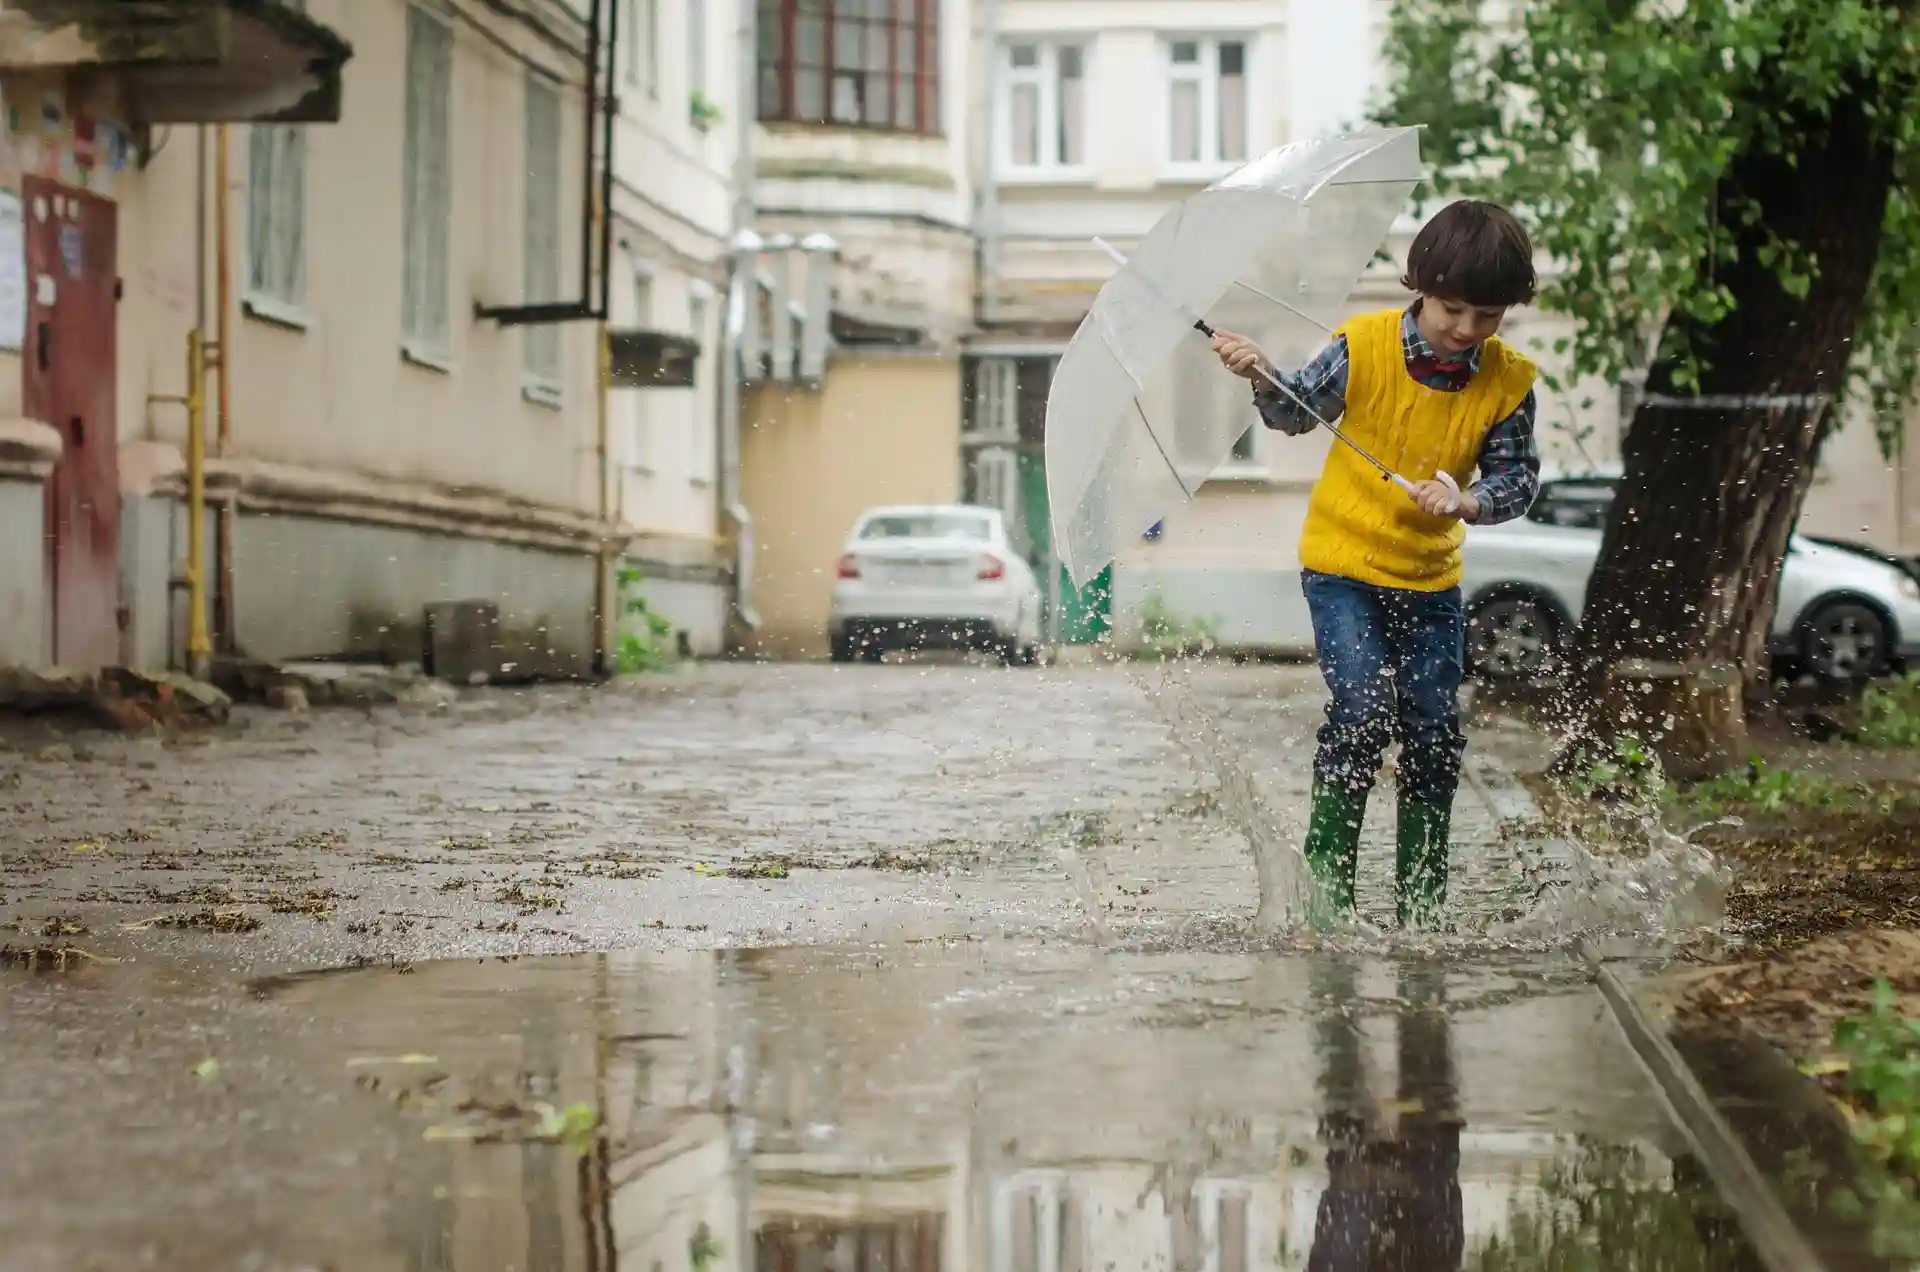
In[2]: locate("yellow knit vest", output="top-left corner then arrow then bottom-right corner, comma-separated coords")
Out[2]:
1297,308 -> 1537,591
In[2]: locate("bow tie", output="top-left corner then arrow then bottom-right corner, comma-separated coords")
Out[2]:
1408,353 -> 1469,381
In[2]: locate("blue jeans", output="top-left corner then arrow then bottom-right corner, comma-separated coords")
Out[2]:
1301,569 -> 1466,806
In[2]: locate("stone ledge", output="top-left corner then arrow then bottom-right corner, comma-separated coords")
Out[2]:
122,445 -> 614,555
0,417 -> 62,482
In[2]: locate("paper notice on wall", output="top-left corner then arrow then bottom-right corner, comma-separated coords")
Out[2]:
0,191 -> 24,352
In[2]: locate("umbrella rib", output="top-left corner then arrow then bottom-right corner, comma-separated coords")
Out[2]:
1229,279 -> 1334,334
1133,396 -> 1197,501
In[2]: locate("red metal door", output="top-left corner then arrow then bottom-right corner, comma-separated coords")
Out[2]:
24,176 -> 119,669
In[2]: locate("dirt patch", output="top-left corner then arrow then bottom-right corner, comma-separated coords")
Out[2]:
1662,928 -> 1920,1059
143,909 -> 264,934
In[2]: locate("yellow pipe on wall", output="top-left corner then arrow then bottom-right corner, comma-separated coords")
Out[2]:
185,328 -> 210,678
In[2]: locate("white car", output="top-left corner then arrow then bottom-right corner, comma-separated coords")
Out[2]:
1462,474 -> 1920,683
829,504 -> 1044,665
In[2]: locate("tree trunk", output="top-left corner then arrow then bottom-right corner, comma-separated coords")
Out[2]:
1568,77 -> 1896,774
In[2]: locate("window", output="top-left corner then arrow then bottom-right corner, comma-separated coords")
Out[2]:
1002,42 -> 1084,170
1167,37 -> 1247,168
523,73 -> 563,397
246,124 -> 306,313
757,0 -> 943,135
1230,424 -> 1256,464
628,271 -> 654,467
403,5 -> 454,360
689,0 -> 708,101
628,0 -> 658,96
1525,479 -> 1617,530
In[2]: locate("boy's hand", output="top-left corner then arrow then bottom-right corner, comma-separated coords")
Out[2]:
1210,330 -> 1272,382
1410,479 -> 1481,522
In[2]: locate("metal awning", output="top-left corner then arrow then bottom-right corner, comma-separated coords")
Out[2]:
0,0 -> 354,123
609,329 -> 700,390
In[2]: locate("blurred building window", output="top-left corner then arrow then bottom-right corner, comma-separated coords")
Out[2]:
402,4 -> 454,359
1001,41 -> 1085,170
1167,37 -> 1247,169
523,72 -> 563,398
246,123 -> 306,313
757,0 -> 943,135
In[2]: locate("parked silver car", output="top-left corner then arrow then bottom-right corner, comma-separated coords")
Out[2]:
1461,475 -> 1920,683
828,504 -> 1044,665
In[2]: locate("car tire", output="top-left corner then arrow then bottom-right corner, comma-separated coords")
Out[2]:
829,630 -> 857,663
1799,598 -> 1890,683
1017,643 -> 1042,667
1466,594 -> 1562,682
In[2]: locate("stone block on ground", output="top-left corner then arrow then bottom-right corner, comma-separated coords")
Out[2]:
424,600 -> 502,685
275,661 -> 456,709
0,666 -> 97,713
94,668 -> 232,729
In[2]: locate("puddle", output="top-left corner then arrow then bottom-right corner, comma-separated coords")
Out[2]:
0,944 -> 1762,1269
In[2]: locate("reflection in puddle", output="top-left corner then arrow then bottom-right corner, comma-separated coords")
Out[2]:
254,946 -> 1758,1271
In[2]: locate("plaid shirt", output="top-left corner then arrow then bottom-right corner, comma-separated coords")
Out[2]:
1251,305 -> 1541,526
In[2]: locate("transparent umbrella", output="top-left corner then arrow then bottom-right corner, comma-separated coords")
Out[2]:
1044,126 -> 1428,588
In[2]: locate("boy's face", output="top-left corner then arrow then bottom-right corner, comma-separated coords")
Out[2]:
1417,296 -> 1509,359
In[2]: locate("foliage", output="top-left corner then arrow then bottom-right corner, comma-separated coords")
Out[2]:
690,92 -> 724,129
1137,591 -> 1220,658
1861,673 -> 1920,749
1375,0 -> 1920,440
1559,732 -> 1666,805
616,561 -> 676,674
1463,1139 -> 1749,1270
1819,983 -> 1920,1257
1680,759 -> 1846,814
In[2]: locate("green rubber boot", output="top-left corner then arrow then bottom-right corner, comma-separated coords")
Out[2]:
1396,796 -> 1452,929
1303,781 -> 1367,923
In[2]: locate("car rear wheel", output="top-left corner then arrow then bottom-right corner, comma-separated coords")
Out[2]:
1799,599 -> 1889,683
1466,595 -> 1561,681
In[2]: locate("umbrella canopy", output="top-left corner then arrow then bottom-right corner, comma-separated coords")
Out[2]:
1044,127 -> 1426,588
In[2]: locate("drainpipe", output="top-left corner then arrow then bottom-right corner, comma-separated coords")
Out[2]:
720,230 -> 761,635
976,0 -> 1002,329
720,0 -> 761,635
213,123 -> 236,657
594,324 -> 615,676
185,328 -> 211,681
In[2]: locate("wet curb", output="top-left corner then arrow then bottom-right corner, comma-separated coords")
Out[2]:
1588,954 -> 1828,1272
1467,752 -> 1828,1272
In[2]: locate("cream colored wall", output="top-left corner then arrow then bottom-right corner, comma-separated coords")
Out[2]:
740,355 -> 963,657
613,252 -> 720,541
119,0 -> 601,515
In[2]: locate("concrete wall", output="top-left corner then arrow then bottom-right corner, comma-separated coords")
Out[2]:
0,479 -> 46,665
740,355 -> 964,658
231,513 -> 596,676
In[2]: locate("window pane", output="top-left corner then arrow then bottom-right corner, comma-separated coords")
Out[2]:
1057,45 -> 1082,79
795,67 -> 827,118
280,128 -> 306,304
866,22 -> 890,72
897,22 -> 916,71
835,16 -> 863,70
1008,80 -> 1038,165
1172,40 -> 1199,64
1218,59 -> 1247,162
1009,43 -> 1038,69
1057,55 -> 1083,165
756,0 -> 779,58
831,72 -> 861,122
1170,79 -> 1199,162
864,71 -> 892,125
758,67 -> 783,118
1218,40 -> 1245,76
796,15 -> 825,64
247,127 -> 274,294
893,0 -> 917,17
897,71 -> 919,130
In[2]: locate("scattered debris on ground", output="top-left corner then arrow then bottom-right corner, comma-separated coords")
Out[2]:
138,909 -> 264,934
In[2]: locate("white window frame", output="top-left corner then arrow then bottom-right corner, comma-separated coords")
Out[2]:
522,71 -> 564,405
402,3 -> 455,368
997,40 -> 1089,180
627,265 -> 655,472
245,122 -> 307,326
688,280 -> 714,486
1162,35 -> 1250,178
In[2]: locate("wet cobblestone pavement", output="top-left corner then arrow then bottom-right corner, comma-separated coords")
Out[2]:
0,662 -> 1757,1271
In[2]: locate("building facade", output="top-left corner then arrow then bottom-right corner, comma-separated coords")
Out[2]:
0,0 -> 619,679
732,0 -> 976,659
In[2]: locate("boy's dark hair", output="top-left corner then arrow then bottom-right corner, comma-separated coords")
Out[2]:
1401,200 -> 1536,307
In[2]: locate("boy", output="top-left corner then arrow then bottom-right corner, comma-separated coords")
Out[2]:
1211,199 -> 1541,929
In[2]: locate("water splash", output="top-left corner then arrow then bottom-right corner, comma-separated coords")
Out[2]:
1127,656 -> 1729,955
